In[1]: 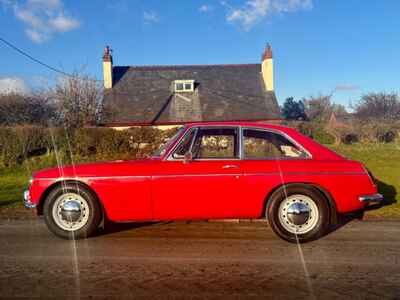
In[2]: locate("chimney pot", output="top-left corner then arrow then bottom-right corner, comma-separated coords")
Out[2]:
103,45 -> 113,89
103,45 -> 113,62
261,43 -> 274,91
262,43 -> 273,61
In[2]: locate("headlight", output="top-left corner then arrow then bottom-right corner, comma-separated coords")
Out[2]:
29,178 -> 34,187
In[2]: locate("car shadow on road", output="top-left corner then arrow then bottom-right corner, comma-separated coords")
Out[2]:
0,200 -> 18,207
93,220 -> 173,237
375,179 -> 397,206
325,211 -> 364,237
325,178 -> 397,237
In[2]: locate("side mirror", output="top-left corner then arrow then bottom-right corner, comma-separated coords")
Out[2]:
183,151 -> 193,163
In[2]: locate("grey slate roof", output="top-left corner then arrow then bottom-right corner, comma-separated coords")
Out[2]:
101,64 -> 281,126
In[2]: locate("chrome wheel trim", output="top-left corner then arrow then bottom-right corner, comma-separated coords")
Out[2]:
278,194 -> 319,235
52,193 -> 90,232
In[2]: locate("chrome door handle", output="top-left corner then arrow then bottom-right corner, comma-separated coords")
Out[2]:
222,164 -> 239,169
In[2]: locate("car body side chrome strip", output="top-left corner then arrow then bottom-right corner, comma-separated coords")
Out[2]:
33,171 -> 366,181
244,171 -> 366,176
33,176 -> 151,181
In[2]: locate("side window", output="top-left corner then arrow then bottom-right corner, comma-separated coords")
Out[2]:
172,129 -> 196,159
243,129 -> 308,159
192,128 -> 239,159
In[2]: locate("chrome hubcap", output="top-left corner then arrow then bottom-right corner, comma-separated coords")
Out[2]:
286,202 -> 310,225
278,194 -> 319,234
52,193 -> 90,231
60,200 -> 82,222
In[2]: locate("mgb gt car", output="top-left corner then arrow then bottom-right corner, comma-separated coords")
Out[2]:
24,122 -> 383,243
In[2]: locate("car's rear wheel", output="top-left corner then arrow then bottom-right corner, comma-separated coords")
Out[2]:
43,184 -> 101,239
266,185 -> 329,243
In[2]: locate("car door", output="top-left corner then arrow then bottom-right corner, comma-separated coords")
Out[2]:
239,128 -> 311,216
152,126 -> 245,220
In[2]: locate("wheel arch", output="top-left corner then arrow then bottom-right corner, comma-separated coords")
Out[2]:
262,182 -> 338,224
37,180 -> 106,223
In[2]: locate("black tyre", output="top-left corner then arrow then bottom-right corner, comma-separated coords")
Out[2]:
43,183 -> 102,239
266,185 -> 329,243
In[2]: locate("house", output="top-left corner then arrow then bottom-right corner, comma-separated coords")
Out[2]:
100,45 -> 281,129
327,111 -> 355,130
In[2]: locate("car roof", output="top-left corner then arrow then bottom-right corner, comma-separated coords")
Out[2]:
183,121 -> 344,161
185,121 -> 291,132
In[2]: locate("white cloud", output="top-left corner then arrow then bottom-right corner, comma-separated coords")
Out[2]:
199,4 -> 213,12
48,14 -> 80,32
224,0 -> 312,30
334,84 -> 359,92
25,28 -> 47,43
4,0 -> 80,43
143,11 -> 159,24
0,77 -> 30,95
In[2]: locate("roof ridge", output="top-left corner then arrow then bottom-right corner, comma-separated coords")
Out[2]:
114,63 -> 260,69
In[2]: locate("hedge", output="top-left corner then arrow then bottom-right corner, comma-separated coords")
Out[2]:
0,126 -> 178,167
286,121 -> 336,145
0,122 -> 398,167
285,120 -> 400,145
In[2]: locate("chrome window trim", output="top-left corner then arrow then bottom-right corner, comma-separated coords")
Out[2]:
241,126 -> 313,160
239,126 -> 244,160
166,125 -> 241,161
166,127 -> 198,161
152,126 -> 186,159
163,126 -> 191,160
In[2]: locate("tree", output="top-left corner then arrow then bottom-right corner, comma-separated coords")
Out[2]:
51,74 -> 103,129
281,97 -> 307,121
0,93 -> 55,126
331,103 -> 348,116
303,94 -> 333,121
354,92 -> 400,120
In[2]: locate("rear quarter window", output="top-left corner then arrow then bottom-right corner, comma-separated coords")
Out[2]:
243,129 -> 309,159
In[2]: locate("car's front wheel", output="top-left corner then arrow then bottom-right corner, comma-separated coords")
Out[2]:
266,185 -> 329,243
43,184 -> 101,239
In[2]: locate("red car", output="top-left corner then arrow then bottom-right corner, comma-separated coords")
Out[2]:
24,122 -> 383,243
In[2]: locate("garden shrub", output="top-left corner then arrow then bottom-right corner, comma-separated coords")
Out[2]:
357,121 -> 399,143
0,126 -> 177,167
312,127 -> 336,145
377,131 -> 396,143
294,121 -> 314,138
0,126 -> 50,166
342,133 -> 359,144
289,121 -> 335,144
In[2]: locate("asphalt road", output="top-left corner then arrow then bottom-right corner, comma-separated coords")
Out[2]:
0,218 -> 400,299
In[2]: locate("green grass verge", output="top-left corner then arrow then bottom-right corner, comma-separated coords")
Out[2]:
0,156 -> 58,209
328,142 -> 400,218
1,142 -> 399,217
0,167 -> 30,209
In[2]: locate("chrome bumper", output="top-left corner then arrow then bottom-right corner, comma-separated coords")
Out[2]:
23,190 -> 36,209
359,193 -> 384,203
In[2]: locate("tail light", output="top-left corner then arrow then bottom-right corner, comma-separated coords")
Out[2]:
365,167 -> 377,185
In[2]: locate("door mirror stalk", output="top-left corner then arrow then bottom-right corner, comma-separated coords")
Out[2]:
184,151 -> 193,163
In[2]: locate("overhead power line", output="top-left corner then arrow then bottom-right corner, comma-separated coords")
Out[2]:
0,36 -> 101,82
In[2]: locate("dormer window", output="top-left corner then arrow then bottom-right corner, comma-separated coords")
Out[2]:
174,80 -> 195,93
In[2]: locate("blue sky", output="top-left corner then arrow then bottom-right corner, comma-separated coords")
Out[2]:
0,0 -> 399,109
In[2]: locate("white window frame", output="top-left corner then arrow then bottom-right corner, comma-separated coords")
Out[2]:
174,80 -> 195,93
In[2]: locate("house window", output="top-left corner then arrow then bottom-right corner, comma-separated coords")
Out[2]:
174,80 -> 195,93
